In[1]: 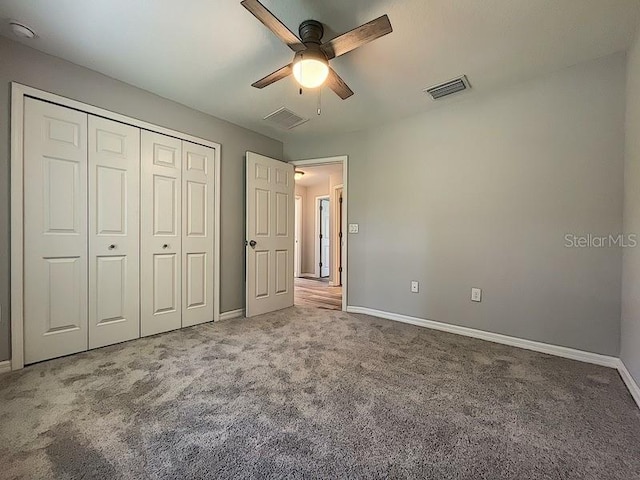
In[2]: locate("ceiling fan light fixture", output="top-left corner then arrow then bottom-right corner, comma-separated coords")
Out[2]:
294,170 -> 305,180
292,51 -> 329,89
242,0 -> 392,99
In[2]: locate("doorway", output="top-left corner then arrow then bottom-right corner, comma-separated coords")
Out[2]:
291,156 -> 347,311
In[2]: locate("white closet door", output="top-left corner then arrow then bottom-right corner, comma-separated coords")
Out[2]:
182,141 -> 215,327
88,116 -> 140,348
141,131 -> 182,336
23,98 -> 88,364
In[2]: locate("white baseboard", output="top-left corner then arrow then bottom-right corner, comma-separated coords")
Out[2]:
301,273 -> 316,278
617,360 -> 640,409
346,306 -> 619,368
219,309 -> 245,321
0,360 -> 11,374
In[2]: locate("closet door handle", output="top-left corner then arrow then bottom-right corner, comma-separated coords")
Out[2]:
108,244 -> 116,250
162,244 -> 169,249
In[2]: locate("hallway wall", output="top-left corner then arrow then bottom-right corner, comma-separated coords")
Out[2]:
295,166 -> 343,281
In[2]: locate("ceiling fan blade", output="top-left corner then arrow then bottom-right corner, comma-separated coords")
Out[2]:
241,0 -> 306,52
251,64 -> 293,89
321,14 -> 392,60
326,68 -> 354,100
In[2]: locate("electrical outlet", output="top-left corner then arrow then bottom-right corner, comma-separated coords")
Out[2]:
471,288 -> 482,302
411,281 -> 419,293
348,224 -> 359,234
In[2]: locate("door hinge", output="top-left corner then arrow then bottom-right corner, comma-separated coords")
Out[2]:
339,196 -> 343,204
319,262 -> 323,267
339,267 -> 343,273
319,234 -> 323,239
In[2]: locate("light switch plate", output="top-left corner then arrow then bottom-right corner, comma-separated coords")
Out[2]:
348,223 -> 359,234
471,288 -> 482,302
411,281 -> 419,293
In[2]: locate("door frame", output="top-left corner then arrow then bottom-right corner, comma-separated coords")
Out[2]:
331,184 -> 343,287
10,82 -> 221,371
290,156 -> 348,311
315,195 -> 330,279
294,195 -> 303,278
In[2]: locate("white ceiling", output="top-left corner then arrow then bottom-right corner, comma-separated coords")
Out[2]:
295,163 -> 343,187
1,0 -> 638,142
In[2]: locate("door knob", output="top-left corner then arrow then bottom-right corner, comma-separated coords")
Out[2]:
162,244 -> 169,249
108,244 -> 116,250
249,240 -> 257,248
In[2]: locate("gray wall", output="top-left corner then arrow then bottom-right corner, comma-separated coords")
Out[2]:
285,53 -> 626,356
294,184 -> 307,275
295,181 -> 330,276
0,36 -> 283,362
622,29 -> 640,384
303,183 -> 329,275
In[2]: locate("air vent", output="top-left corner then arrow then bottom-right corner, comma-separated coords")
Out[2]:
263,107 -> 309,130
424,75 -> 471,100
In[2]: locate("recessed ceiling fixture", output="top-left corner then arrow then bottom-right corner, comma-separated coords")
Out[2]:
10,21 -> 36,39
294,170 -> 305,180
241,0 -> 393,98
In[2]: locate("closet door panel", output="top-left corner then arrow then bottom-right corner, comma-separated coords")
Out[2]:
182,142 -> 215,327
141,131 -> 182,336
88,116 -> 140,349
23,98 -> 88,364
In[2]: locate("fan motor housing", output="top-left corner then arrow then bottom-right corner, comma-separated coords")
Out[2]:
299,20 -> 324,44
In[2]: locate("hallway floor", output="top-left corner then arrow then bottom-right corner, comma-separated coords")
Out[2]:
294,277 -> 342,310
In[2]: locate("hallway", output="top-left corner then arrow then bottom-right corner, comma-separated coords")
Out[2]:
294,277 -> 342,310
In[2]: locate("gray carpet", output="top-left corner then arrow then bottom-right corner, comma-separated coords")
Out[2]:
1,307 -> 639,480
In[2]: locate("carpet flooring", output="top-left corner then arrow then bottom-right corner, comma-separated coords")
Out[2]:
1,307 -> 639,479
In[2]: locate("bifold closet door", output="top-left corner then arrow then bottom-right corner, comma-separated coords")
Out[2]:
88,116 -> 140,349
23,98 -> 88,364
141,131 -> 182,336
182,141 -> 215,327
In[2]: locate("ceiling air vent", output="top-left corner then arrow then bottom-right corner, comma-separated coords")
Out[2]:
424,75 -> 471,100
263,107 -> 309,130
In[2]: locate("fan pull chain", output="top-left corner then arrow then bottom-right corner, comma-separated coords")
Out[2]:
317,88 -> 322,115
299,53 -> 304,96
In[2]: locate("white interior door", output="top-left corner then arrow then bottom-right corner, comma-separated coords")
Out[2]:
320,198 -> 330,278
23,98 -> 88,364
141,131 -> 182,336
182,141 -> 215,327
88,116 -> 140,349
246,152 -> 294,317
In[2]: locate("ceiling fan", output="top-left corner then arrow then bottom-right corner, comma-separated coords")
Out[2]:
241,0 -> 393,99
